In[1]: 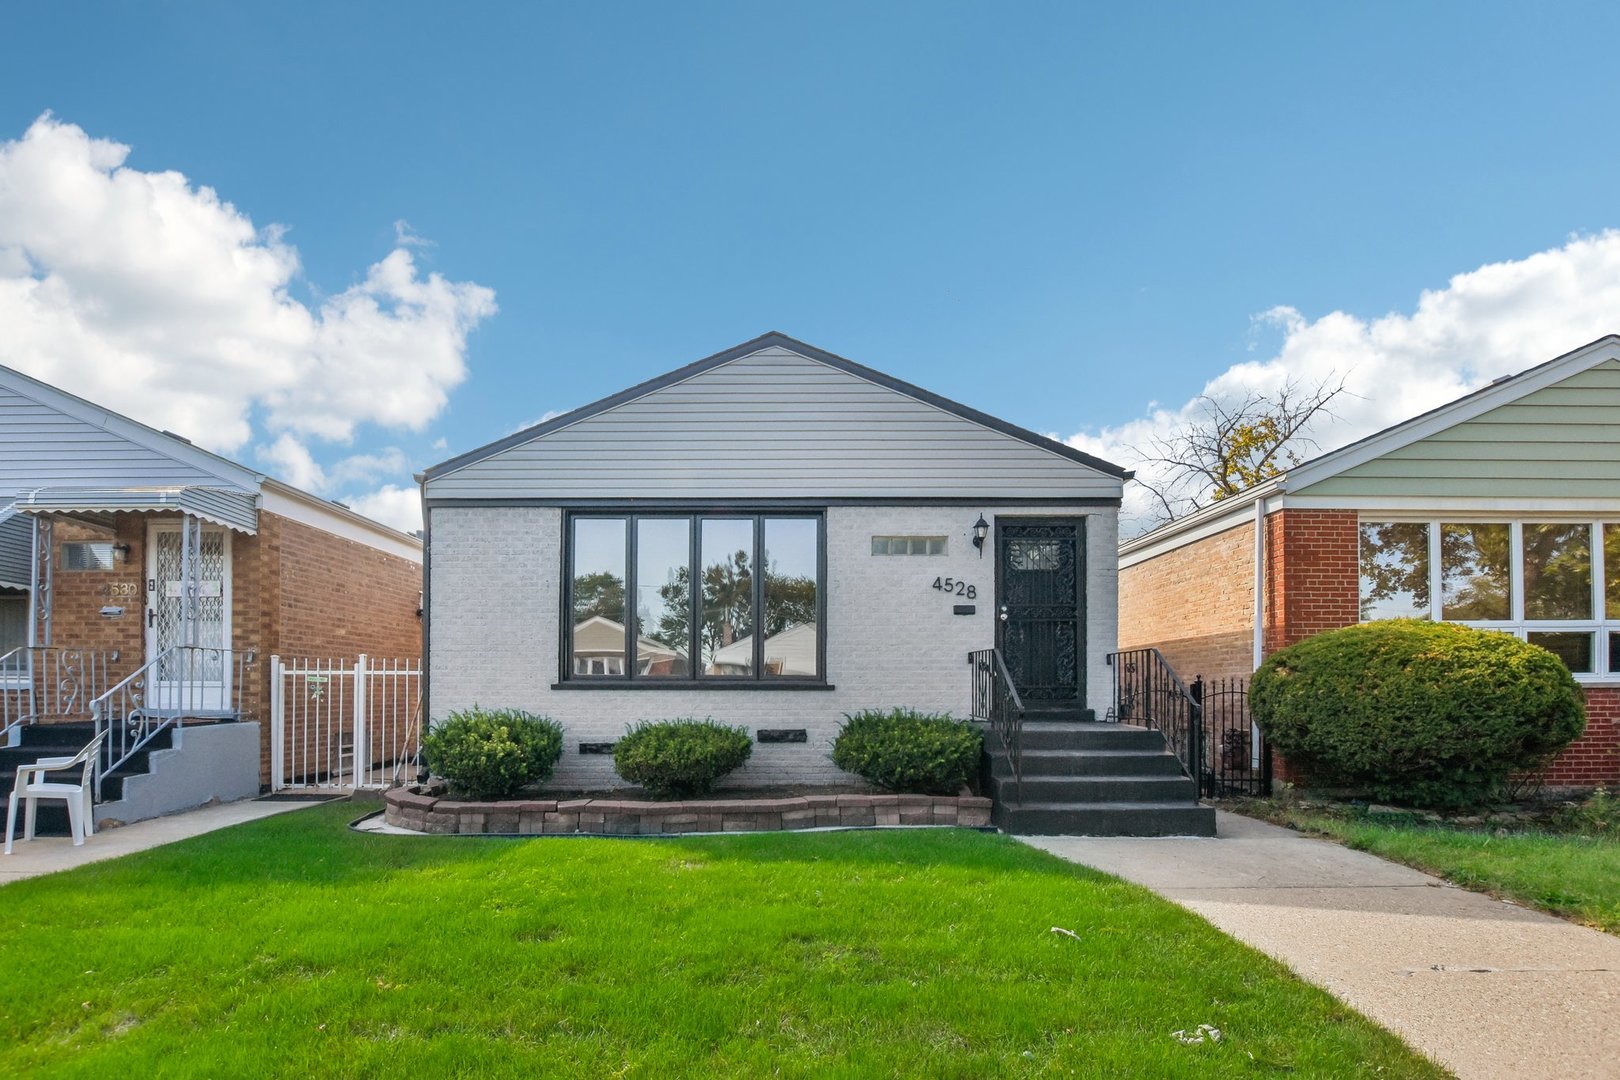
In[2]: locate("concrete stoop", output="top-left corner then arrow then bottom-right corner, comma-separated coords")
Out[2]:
984,716 -> 1216,837
95,721 -> 261,826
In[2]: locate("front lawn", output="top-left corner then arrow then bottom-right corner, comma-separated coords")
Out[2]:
0,804 -> 1441,1078
1248,803 -> 1620,934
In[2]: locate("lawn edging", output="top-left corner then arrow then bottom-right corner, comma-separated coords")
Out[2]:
384,787 -> 993,836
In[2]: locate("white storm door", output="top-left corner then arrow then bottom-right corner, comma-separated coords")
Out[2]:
145,522 -> 232,712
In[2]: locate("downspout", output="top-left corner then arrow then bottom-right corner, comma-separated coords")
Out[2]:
416,473 -> 430,743
1251,495 -> 1266,670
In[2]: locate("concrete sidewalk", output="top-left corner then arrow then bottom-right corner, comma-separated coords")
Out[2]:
0,798 -> 324,885
1026,812 -> 1620,1080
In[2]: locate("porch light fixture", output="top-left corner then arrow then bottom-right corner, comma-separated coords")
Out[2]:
113,543 -> 131,563
971,515 -> 989,557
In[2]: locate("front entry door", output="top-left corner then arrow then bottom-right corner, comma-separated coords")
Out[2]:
146,521 -> 231,712
996,519 -> 1084,705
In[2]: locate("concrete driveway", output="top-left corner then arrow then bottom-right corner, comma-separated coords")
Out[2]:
1026,812 -> 1620,1080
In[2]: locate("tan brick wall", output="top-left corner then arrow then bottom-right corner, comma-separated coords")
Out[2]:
1119,519 -> 1255,684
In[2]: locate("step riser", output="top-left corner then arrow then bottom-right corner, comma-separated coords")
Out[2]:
992,776 -> 1197,803
989,753 -> 1187,778
1017,729 -> 1168,752
995,805 -> 1217,837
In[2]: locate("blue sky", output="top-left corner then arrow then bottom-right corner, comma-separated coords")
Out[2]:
4,2 -> 1620,530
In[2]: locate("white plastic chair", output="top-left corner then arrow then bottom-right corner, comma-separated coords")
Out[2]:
5,731 -> 106,854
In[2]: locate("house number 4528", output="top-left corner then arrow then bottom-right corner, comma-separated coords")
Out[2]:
932,577 -> 976,599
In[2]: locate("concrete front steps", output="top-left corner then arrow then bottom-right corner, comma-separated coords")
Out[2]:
984,713 -> 1216,837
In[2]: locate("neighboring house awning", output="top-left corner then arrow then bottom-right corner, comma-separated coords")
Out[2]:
8,486 -> 260,533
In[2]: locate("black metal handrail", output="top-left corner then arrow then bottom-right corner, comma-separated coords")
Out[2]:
1106,648 -> 1203,794
968,648 -> 1025,800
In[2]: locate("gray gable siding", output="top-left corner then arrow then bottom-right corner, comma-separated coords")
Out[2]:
1300,358 -> 1620,500
428,346 -> 1122,501
0,384 -> 234,496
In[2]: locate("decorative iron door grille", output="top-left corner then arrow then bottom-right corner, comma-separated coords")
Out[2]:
996,520 -> 1083,703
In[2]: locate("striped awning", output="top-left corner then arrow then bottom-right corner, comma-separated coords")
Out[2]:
9,486 -> 259,533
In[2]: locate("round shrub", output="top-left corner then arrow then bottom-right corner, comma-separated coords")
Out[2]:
613,718 -> 753,799
422,707 -> 564,799
1250,620 -> 1585,809
832,709 -> 983,795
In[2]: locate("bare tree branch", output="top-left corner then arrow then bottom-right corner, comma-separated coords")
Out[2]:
1127,372 -> 1350,526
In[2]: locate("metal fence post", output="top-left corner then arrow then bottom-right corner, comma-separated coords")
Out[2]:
1190,675 -> 1205,798
269,654 -> 283,791
353,654 -> 369,788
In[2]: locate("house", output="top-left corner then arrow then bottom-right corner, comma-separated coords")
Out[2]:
1119,334 -> 1620,790
421,333 -> 1211,833
0,362 -> 424,829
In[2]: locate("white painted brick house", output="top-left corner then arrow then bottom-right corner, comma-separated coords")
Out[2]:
420,332 -> 1132,792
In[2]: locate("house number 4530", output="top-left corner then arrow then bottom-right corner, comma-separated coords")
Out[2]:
932,577 -> 976,599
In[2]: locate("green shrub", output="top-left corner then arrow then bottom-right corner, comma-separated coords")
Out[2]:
423,707 -> 564,799
1250,620 -> 1585,810
832,709 -> 983,795
613,718 -> 753,799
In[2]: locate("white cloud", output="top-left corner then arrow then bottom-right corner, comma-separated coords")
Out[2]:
1073,230 -> 1620,535
508,409 -> 566,435
256,432 -> 326,491
0,113 -> 495,458
344,483 -> 422,534
327,447 -> 410,488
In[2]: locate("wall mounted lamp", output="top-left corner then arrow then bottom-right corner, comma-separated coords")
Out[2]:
971,514 -> 989,557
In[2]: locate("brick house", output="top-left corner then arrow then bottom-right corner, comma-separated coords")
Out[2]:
420,333 -> 1211,834
0,362 -> 423,827
1120,334 -> 1620,790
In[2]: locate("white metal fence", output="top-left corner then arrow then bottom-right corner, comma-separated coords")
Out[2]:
270,655 -> 422,791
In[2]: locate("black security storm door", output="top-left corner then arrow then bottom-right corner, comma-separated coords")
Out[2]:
996,519 -> 1084,704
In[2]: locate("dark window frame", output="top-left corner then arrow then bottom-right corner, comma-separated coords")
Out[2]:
559,510 -> 828,688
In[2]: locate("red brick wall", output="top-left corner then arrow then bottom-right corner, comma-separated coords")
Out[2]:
1545,687 -> 1620,787
1263,509 -> 1360,652
1119,519 -> 1256,684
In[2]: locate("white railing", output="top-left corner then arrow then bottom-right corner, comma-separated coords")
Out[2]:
271,655 -> 422,791
0,646 -> 127,745
90,645 -> 255,798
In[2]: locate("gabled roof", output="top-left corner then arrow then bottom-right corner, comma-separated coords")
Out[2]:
423,331 -> 1132,483
1120,333 -> 1620,557
0,362 -> 264,492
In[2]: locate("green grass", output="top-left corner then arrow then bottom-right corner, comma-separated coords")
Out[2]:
0,804 -> 1443,1078
1252,805 -> 1620,934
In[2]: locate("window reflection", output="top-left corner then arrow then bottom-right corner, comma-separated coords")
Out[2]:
762,518 -> 818,678
1524,523 -> 1591,620
571,518 -> 626,677
1358,522 -> 1430,620
700,519 -> 754,676
635,518 -> 691,676
1440,523 -> 1510,621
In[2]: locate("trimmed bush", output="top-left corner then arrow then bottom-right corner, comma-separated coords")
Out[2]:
832,709 -> 983,795
613,718 -> 753,799
422,707 -> 564,799
1251,620 -> 1585,809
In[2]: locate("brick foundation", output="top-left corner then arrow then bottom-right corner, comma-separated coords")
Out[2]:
383,787 -> 993,835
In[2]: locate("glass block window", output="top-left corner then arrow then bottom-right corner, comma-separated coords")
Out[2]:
871,536 -> 946,556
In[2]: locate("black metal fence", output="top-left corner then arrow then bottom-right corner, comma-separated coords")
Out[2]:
969,648 -> 1025,799
1106,648 -> 1202,794
1191,675 -> 1271,797
1108,650 -> 1272,798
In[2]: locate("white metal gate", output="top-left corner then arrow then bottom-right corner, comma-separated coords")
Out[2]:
270,655 -> 422,791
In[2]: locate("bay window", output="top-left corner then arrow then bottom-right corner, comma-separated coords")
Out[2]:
565,512 -> 823,684
1359,518 -> 1620,678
